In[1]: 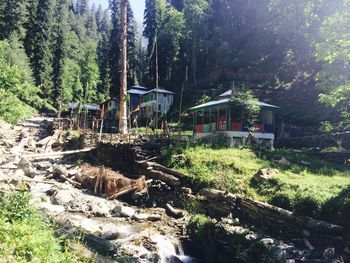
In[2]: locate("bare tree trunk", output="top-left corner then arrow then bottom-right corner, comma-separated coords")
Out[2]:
119,0 -> 128,135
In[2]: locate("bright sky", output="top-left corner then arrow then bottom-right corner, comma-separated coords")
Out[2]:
91,0 -> 145,23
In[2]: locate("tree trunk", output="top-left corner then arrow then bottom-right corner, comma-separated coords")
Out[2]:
119,0 -> 128,135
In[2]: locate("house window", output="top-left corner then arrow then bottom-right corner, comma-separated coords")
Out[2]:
263,110 -> 273,125
158,104 -> 161,112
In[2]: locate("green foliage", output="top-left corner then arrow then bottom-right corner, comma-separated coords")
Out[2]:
0,40 -> 51,123
231,90 -> 261,128
315,1 -> 350,125
187,215 -> 274,263
0,89 -> 37,125
161,145 -> 350,229
0,191 -> 85,262
319,121 -> 333,134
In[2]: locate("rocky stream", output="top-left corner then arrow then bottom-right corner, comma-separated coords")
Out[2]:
0,117 -> 349,263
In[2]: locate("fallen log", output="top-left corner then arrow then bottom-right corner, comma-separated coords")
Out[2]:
143,162 -> 187,178
20,148 -> 94,159
200,188 -> 343,235
238,197 -> 344,235
144,169 -> 180,186
44,130 -> 61,151
200,188 -> 237,205
166,203 -> 184,219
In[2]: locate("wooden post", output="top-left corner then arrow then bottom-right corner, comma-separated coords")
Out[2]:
99,119 -> 104,141
119,0 -> 128,135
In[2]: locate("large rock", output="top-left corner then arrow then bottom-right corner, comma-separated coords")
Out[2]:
90,201 -> 111,217
52,190 -> 75,206
39,202 -> 65,214
100,223 -> 120,240
80,218 -> 101,235
36,161 -> 52,171
254,168 -> 279,182
18,158 -> 35,178
113,205 -> 135,218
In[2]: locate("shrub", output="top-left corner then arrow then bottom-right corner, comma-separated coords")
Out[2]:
0,191 -> 86,262
319,121 -> 333,134
0,89 -> 36,124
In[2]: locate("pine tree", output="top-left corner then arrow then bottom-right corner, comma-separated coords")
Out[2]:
76,0 -> 89,16
52,0 -> 69,110
143,0 -> 166,85
0,0 -> 27,40
109,0 -> 121,97
27,0 -> 54,92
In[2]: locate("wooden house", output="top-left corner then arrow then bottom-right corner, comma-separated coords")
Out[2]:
140,88 -> 174,117
189,89 -> 278,147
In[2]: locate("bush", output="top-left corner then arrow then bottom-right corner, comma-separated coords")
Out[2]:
0,191 -> 85,262
0,89 -> 36,124
319,121 -> 333,134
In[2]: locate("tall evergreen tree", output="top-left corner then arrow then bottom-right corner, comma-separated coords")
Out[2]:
109,0 -> 121,97
143,0 -> 166,85
0,0 -> 27,40
27,0 -> 54,93
52,0 -> 69,110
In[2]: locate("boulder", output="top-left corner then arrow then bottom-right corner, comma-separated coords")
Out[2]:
39,202 -> 65,214
18,158 -> 35,178
261,238 -> 274,246
80,218 -> 101,235
277,157 -> 291,165
113,205 -> 135,218
36,161 -> 52,171
254,168 -> 279,182
100,223 -> 120,240
52,190 -> 75,206
90,201 -> 111,217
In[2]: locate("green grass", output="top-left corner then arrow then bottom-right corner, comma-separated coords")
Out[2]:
161,145 -> 350,228
0,190 -> 87,262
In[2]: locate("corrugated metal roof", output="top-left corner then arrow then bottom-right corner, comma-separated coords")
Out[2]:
130,85 -> 148,90
127,89 -> 148,95
68,103 -> 101,111
144,88 -> 175,95
189,97 -> 278,110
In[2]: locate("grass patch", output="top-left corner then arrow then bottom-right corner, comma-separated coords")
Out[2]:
161,144 -> 350,228
0,190 -> 87,262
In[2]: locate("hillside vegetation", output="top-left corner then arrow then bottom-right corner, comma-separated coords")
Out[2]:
161,144 -> 350,229
0,190 -> 85,262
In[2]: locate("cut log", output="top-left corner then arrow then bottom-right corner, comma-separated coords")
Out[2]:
166,203 -> 184,219
200,188 -> 343,235
200,188 -> 236,205
144,169 -> 180,186
44,130 -> 61,151
20,148 -> 95,159
36,136 -> 52,147
144,162 -> 187,178
238,197 -> 344,235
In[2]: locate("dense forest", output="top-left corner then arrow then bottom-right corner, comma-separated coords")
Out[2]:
0,0 -> 349,127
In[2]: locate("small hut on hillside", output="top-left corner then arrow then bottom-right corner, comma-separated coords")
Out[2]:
189,89 -> 279,147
